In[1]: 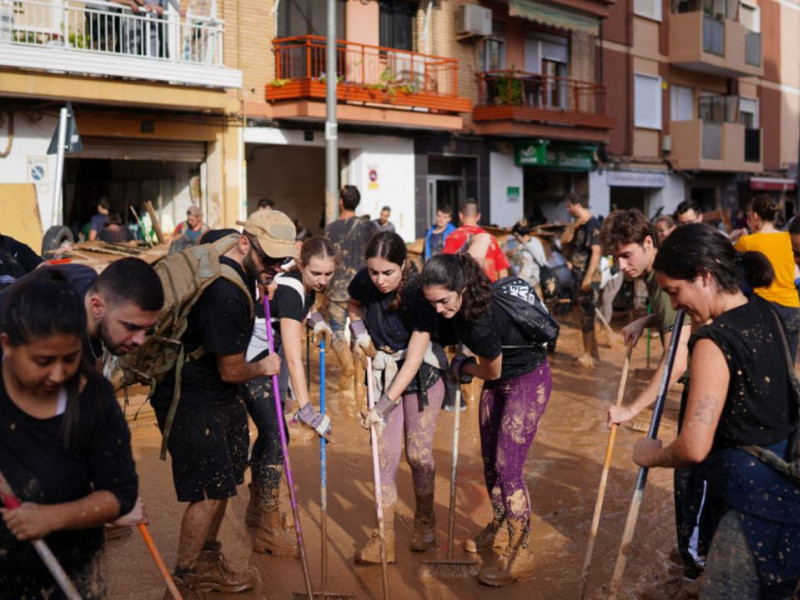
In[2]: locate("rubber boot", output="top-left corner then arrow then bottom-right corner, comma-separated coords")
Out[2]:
464,518 -> 509,553
355,507 -> 396,564
410,495 -> 437,552
186,541 -> 256,593
253,510 -> 299,558
478,519 -> 535,587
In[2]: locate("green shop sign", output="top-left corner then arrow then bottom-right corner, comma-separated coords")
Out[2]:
514,141 -> 595,171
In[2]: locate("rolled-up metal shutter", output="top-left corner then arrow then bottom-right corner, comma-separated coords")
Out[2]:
75,137 -> 207,163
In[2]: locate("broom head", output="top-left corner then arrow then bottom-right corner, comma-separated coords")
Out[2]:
419,556 -> 480,579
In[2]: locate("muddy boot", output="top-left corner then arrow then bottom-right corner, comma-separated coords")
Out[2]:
478,519 -> 535,587
464,518 -> 509,553
410,495 -> 437,552
355,508 -> 396,564
253,509 -> 299,558
245,483 -> 260,528
186,541 -> 256,593
166,569 -> 208,600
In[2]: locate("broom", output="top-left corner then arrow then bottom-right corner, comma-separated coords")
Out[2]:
0,469 -> 82,600
419,381 -> 480,579
607,310 -> 686,599
293,340 -> 355,600
578,342 -> 633,599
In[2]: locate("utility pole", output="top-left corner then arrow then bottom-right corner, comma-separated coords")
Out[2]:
324,0 -> 338,226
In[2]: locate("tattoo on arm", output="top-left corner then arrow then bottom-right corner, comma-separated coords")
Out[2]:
693,394 -> 719,426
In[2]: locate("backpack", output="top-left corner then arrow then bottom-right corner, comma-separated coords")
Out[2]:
493,276 -> 560,346
0,251 -> 26,290
117,233 -> 254,459
740,308 -> 800,483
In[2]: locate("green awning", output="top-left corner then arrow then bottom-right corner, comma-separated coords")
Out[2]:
509,0 -> 600,35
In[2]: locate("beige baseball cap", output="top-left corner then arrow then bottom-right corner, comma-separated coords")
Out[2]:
236,210 -> 298,259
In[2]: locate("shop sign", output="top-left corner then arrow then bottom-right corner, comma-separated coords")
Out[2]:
607,171 -> 668,188
515,141 -> 594,171
507,186 -> 520,203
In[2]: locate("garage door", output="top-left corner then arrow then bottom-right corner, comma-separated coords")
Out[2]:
75,137 -> 207,163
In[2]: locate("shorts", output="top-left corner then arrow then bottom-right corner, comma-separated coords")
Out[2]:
155,398 -> 249,503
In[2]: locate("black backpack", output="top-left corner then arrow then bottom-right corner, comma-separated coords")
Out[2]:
0,251 -> 26,290
493,276 -> 560,346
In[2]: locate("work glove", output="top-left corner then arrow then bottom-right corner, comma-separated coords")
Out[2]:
350,320 -> 377,367
360,392 -> 398,437
307,312 -> 332,346
449,355 -> 477,384
295,403 -> 332,440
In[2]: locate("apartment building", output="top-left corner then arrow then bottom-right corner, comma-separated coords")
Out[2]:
595,0 -> 800,219
0,0 -> 243,242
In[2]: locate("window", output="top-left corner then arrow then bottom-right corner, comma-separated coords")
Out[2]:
634,0 -> 662,21
380,0 -> 416,51
740,2 -> 760,32
739,97 -> 759,129
481,21 -> 506,71
671,85 -> 694,121
634,73 -> 662,129
279,0 -> 346,38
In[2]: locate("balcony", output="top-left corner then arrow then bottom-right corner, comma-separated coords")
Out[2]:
472,70 -> 615,142
670,119 -> 761,172
265,36 -> 471,128
669,10 -> 762,77
0,0 -> 241,89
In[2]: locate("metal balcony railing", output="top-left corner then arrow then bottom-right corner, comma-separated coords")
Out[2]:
272,36 -> 460,97
702,15 -> 724,55
475,70 -> 606,115
0,0 -> 225,66
745,31 -> 761,66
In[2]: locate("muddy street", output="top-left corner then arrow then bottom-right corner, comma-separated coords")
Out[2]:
107,321 -> 685,600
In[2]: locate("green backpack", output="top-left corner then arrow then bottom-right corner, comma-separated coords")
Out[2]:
118,233 -> 254,459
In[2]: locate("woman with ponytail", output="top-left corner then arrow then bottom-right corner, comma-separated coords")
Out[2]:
420,253 -> 552,587
348,231 -> 447,564
0,270 -> 138,598
635,223 -> 800,598
733,194 -> 800,358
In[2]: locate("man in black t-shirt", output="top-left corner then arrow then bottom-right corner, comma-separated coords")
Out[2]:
0,233 -> 44,289
323,185 -> 377,394
560,192 -> 602,367
152,210 -> 298,598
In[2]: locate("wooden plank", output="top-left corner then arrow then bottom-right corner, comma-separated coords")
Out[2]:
144,201 -> 165,244
0,183 -> 44,252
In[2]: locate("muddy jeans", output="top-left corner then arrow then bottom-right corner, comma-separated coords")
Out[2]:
378,377 -> 445,506
243,375 -> 288,504
700,511 -> 760,600
479,362 -> 552,524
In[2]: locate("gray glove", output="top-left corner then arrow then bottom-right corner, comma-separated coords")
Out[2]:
360,392 -> 398,437
307,312 -> 332,345
450,356 -> 477,384
295,403 -> 332,439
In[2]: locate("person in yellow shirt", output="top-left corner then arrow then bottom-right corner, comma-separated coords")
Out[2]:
733,195 -> 800,358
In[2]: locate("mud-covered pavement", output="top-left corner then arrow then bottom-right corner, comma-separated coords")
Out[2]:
107,320 -> 688,600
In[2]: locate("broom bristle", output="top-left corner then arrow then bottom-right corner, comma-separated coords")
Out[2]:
419,558 -> 480,579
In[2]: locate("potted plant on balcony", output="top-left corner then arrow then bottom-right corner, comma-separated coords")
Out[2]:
492,72 -> 523,105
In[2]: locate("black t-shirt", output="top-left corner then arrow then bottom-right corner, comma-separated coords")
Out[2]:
0,264 -> 102,361
0,234 -> 43,273
152,257 -> 255,408
347,268 -> 437,352
453,295 -> 546,380
252,271 -> 315,359
325,217 -> 378,302
0,371 -> 138,592
569,216 -> 601,274
690,296 -> 794,452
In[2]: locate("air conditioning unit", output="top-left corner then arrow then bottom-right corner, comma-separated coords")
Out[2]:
457,5 -> 492,38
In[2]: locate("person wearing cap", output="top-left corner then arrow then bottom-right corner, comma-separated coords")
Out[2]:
170,205 -> 210,254
151,210 -> 299,598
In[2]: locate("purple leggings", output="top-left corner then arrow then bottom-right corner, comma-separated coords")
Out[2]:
378,377 -> 445,506
480,361 -> 552,524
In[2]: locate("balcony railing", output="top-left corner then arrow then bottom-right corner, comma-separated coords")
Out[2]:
473,70 -> 610,129
702,15 -> 724,55
267,36 -> 469,114
1,0 -> 223,64
745,31 -> 761,66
